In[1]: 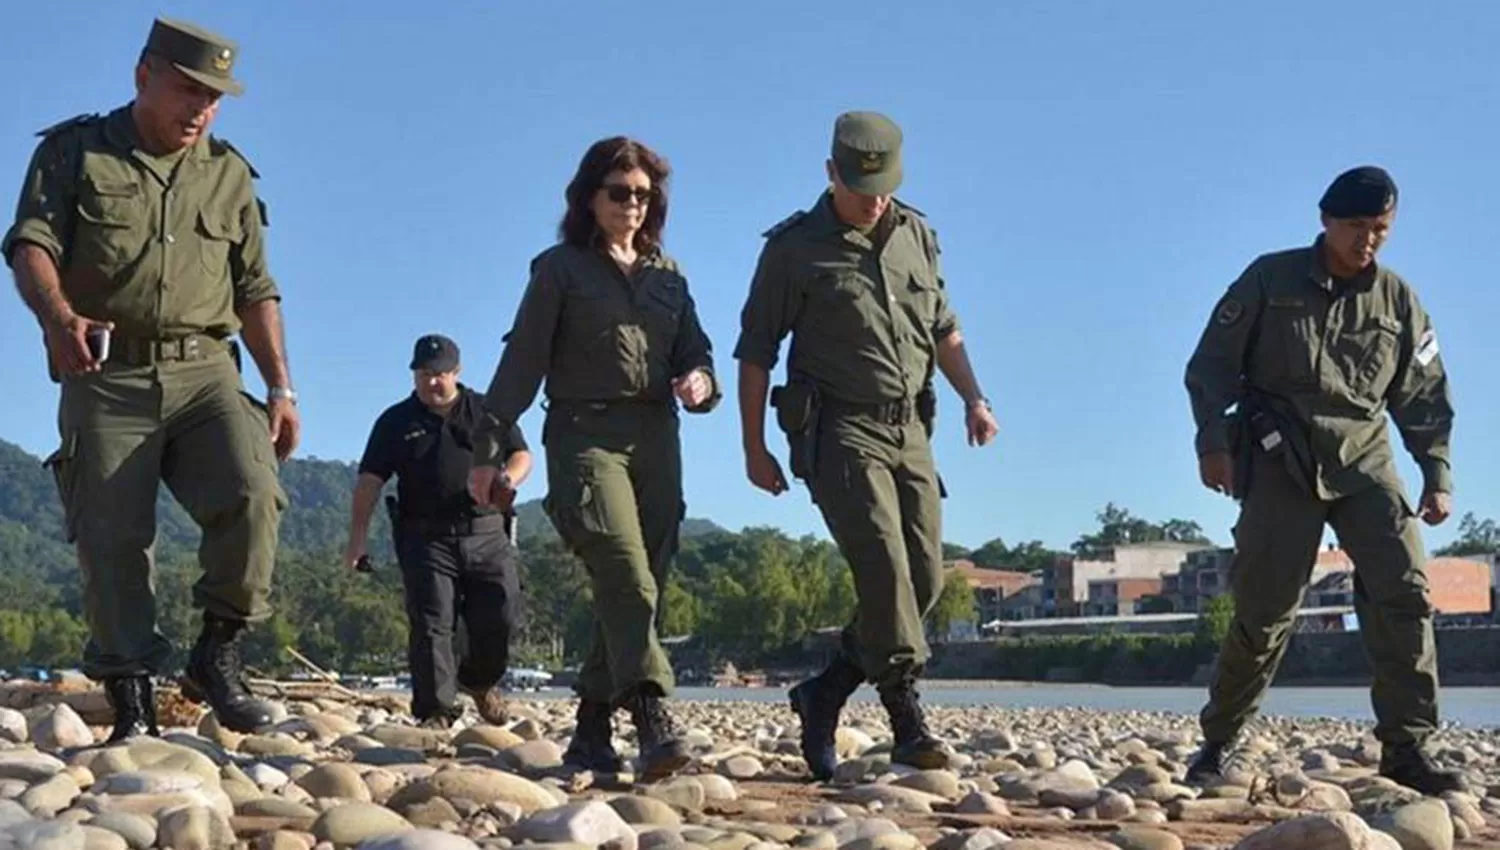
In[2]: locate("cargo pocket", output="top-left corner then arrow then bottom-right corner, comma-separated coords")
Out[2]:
543,474 -> 611,556
43,432 -> 83,543
1347,317 -> 1401,402
238,391 -> 289,510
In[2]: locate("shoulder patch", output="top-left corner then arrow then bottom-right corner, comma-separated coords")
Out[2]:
1215,297 -> 1245,326
35,113 -> 100,139
761,210 -> 806,240
213,136 -> 261,179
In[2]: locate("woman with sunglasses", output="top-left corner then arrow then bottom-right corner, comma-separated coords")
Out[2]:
468,137 -> 718,780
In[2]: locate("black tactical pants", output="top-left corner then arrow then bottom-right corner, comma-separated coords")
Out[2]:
397,514 -> 523,720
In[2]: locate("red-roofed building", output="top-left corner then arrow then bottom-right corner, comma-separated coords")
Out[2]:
946,560 -> 1040,626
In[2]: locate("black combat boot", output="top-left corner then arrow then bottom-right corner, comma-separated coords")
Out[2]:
562,699 -> 623,773
1185,740 -> 1232,785
878,677 -> 954,769
103,676 -> 160,744
623,685 -> 691,781
1380,743 -> 1467,795
180,613 -> 275,734
788,656 -> 865,781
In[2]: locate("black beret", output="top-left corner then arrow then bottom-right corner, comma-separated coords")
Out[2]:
1319,166 -> 1398,218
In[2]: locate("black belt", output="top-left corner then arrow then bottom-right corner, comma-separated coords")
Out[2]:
400,512 -> 510,538
821,396 -> 917,426
547,397 -> 671,414
114,333 -> 228,367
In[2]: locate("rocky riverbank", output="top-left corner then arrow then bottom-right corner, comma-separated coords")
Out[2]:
0,680 -> 1494,849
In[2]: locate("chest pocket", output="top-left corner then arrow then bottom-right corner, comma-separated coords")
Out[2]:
1341,315 -> 1402,401
405,428 -> 439,463
1257,297 -> 1318,385
903,269 -> 940,334
73,175 -> 147,276
807,271 -> 879,342
195,208 -> 243,281
640,276 -> 684,341
562,279 -> 624,350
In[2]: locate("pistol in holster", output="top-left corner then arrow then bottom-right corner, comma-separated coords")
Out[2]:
916,384 -> 937,438
1226,412 -> 1254,500
1230,401 -> 1311,500
770,379 -> 821,484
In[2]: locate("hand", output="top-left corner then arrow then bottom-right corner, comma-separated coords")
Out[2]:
468,465 -> 501,508
44,313 -> 112,377
1419,490 -> 1452,526
490,471 -> 518,512
342,540 -> 367,571
1199,451 -> 1235,496
965,401 -> 999,447
268,398 -> 300,462
672,368 -> 712,408
746,446 -> 788,495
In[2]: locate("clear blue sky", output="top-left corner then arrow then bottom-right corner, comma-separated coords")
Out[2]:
2,1 -> 1497,554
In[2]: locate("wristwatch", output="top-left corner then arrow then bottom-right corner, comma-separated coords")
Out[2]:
496,470 -> 514,492
966,396 -> 992,411
267,386 -> 298,405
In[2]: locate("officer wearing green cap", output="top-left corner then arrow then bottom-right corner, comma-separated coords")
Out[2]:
2,17 -> 294,741
1182,166 -> 1463,795
734,111 -> 999,781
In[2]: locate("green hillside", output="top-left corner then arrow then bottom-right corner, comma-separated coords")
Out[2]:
0,438 -> 762,676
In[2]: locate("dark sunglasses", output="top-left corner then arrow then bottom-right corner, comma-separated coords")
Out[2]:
603,184 -> 653,204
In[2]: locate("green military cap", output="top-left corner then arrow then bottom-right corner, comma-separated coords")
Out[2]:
144,16 -> 245,97
831,111 -> 903,196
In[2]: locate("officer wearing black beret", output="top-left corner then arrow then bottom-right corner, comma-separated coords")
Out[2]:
1183,166 -> 1463,794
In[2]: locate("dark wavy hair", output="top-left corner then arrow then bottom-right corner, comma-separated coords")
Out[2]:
559,137 -> 670,255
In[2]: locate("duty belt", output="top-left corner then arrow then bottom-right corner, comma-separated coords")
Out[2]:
821,396 -> 917,425
400,512 -> 510,538
114,334 -> 227,367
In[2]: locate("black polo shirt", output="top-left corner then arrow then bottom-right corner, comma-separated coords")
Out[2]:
358,385 -> 528,522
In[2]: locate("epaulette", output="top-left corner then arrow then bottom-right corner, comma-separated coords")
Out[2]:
761,210 -> 806,239
212,136 -> 261,179
894,197 -> 926,218
34,113 -> 100,139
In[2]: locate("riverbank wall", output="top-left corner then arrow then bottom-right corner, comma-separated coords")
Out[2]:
924,626 -> 1500,685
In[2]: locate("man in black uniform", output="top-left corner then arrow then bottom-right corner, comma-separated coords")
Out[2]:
345,334 -> 532,727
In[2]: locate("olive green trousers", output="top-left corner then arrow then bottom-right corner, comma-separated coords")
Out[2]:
49,352 -> 286,679
543,402 -> 682,704
1201,454 -> 1439,747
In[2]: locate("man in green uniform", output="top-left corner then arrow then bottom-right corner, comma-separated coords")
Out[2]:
1183,166 -> 1464,795
734,111 -> 998,781
3,17 -> 294,741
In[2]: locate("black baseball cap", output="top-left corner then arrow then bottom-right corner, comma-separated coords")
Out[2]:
410,334 -> 459,372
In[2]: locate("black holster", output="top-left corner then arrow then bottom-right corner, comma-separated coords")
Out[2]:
916,384 -> 937,438
770,379 -> 821,484
1234,391 -> 1316,499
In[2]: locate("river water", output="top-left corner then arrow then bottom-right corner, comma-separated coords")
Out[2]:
517,684 -> 1500,730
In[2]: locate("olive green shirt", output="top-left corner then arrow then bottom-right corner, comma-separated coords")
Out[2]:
1185,238 -> 1454,499
733,193 -> 959,404
474,242 -> 718,464
1,105 -> 278,340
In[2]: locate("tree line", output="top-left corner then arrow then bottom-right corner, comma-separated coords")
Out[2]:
1,439 -> 1494,677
